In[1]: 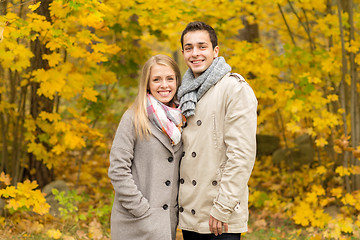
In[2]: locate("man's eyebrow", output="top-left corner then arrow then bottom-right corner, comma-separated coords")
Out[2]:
184,42 -> 208,46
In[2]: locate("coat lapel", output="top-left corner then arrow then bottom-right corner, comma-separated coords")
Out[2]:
150,123 -> 174,154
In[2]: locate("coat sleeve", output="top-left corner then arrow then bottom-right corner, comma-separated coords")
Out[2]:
210,76 -> 258,223
108,110 -> 150,218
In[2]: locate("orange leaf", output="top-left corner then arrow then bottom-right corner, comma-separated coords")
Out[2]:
0,172 -> 11,185
353,149 -> 360,158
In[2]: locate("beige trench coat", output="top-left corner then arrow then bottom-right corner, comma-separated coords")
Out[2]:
178,73 -> 257,234
108,109 -> 183,240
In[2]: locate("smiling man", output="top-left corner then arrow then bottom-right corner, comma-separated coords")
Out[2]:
177,21 -> 258,240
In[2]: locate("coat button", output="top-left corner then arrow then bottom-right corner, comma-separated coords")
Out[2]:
168,157 -> 173,162
192,152 -> 196,158
212,180 -> 218,186
165,180 -> 171,186
163,204 -> 168,210
180,178 -> 185,184
191,209 -> 196,215
192,180 -> 197,186
179,207 -> 184,212
197,120 -> 202,126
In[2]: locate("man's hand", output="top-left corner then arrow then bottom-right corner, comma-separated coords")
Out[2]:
209,215 -> 228,236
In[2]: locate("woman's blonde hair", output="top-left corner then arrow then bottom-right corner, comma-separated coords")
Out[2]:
132,54 -> 181,137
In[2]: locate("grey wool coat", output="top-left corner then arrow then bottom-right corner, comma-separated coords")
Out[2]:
108,109 -> 183,240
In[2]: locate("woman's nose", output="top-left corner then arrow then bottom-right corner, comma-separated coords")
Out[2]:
160,79 -> 168,88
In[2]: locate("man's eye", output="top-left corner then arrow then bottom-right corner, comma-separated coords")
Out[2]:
185,47 -> 192,51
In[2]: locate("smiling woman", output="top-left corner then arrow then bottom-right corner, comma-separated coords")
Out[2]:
108,54 -> 185,240
148,64 -> 177,106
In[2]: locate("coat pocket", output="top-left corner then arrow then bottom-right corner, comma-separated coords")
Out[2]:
111,206 -> 172,239
145,208 -> 172,239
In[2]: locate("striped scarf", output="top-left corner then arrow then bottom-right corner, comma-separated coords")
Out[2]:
146,94 -> 184,145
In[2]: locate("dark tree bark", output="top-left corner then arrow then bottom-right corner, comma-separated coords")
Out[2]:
26,0 -> 55,188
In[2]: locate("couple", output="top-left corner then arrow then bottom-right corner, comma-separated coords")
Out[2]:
108,21 -> 258,240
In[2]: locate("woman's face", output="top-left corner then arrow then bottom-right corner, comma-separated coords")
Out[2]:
148,64 -> 177,105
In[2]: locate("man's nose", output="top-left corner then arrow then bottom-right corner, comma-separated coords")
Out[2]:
192,47 -> 200,56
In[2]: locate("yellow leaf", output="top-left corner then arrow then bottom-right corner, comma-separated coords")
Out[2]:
335,166 -> 351,177
286,122 -> 301,134
331,187 -> 343,198
0,186 -> 16,198
8,198 -> 21,210
334,145 -> 342,154
83,87 -> 98,102
326,94 -> 338,102
315,138 -> 328,147
42,53 -> 63,67
47,229 -> 62,239
29,2 -> 41,11
76,29 -> 93,45
339,218 -> 353,234
315,166 -> 326,175
32,200 -> 50,215
51,144 -> 66,155
63,132 -> 85,149
341,193 -> 356,206
312,185 -> 325,196
39,112 -> 61,122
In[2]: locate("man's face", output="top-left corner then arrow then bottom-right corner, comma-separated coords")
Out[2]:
182,30 -> 219,78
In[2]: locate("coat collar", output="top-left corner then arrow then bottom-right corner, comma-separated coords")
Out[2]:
149,123 -> 182,154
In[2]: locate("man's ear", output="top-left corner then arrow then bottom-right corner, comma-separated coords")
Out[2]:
213,46 -> 219,58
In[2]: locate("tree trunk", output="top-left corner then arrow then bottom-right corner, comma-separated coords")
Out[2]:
337,0 -> 351,192
346,0 -> 360,190
0,0 -> 7,15
341,0 -> 360,190
26,0 -> 55,188
238,16 -> 260,43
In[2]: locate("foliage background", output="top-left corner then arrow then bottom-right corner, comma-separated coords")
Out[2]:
0,0 -> 360,239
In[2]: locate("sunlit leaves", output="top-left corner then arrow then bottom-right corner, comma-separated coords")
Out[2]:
28,1 -> 41,12
0,179 -> 50,215
46,229 -> 62,239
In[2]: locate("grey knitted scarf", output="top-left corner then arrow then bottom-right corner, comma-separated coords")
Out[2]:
177,57 -> 231,118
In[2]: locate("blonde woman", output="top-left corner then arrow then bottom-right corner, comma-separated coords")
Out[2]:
108,55 -> 184,240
